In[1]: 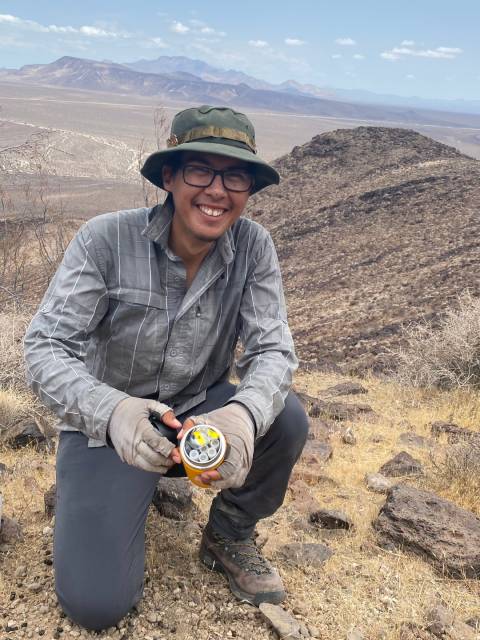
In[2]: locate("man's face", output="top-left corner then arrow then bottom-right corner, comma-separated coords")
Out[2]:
162,152 -> 252,246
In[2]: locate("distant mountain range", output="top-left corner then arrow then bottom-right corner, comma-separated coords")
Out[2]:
127,55 -> 480,115
2,56 -> 480,129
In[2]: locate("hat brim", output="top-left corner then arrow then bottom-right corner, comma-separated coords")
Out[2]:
140,141 -> 279,194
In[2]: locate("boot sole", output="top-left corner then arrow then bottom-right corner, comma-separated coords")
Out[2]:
199,544 -> 286,606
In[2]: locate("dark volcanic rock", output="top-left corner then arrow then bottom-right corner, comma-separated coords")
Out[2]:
431,421 -> 480,446
323,382 -> 368,396
309,509 -> 353,530
310,400 -> 374,421
374,484 -> 480,578
0,516 -> 23,543
379,451 -> 424,477
151,477 -> 193,520
7,422 -> 54,453
301,440 -> 333,464
426,604 -> 477,639
279,542 -> 333,568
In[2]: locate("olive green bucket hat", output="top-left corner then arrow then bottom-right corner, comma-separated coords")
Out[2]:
141,105 -> 280,194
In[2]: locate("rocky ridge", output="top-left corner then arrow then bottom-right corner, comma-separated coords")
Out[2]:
248,127 -> 480,372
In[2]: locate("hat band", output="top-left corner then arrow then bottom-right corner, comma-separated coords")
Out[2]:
167,126 -> 256,153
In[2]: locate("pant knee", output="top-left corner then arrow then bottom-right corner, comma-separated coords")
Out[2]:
56,582 -> 138,631
273,392 -> 309,453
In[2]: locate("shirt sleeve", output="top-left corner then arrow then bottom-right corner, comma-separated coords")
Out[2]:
23,223 -> 129,444
229,230 -> 298,437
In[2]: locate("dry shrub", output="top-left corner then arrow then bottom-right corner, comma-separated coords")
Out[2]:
394,291 -> 480,390
0,309 -> 30,389
0,386 -> 33,434
429,441 -> 480,515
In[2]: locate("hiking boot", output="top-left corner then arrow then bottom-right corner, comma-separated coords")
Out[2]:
199,524 -> 286,605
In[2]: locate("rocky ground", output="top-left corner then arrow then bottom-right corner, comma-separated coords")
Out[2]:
1,371 -> 479,640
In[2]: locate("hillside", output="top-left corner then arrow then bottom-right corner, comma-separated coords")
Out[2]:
249,127 -> 480,372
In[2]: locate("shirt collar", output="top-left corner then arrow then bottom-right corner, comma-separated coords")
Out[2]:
142,198 -> 235,265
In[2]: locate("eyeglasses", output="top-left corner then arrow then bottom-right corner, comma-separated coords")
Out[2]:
182,164 -> 254,193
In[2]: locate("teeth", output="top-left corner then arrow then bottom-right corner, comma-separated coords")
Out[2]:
198,205 -> 225,217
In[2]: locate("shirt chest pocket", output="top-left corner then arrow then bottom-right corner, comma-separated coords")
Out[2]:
103,289 -> 169,379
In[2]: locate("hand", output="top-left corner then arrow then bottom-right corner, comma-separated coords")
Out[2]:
182,403 -> 255,489
108,397 -> 182,473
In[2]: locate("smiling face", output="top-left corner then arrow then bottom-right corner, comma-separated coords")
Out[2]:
162,151 -> 252,256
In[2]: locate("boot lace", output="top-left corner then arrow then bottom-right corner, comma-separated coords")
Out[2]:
211,531 -> 273,575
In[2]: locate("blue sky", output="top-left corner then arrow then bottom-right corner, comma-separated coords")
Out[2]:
0,0 -> 478,100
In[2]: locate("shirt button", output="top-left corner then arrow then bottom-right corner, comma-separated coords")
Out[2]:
170,349 -> 177,357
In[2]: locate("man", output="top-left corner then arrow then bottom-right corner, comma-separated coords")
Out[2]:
24,105 -> 309,631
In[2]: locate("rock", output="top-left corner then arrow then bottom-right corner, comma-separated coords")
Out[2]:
145,612 -> 158,624
307,624 -> 320,638
6,422 -> 54,453
289,480 -> 321,514
26,582 -> 43,592
301,440 -> 333,464
427,604 -> 477,639
465,617 -> 480,631
278,542 -> 333,568
15,565 -> 27,578
309,509 -> 353,530
431,421 -> 480,446
399,623 -> 435,639
259,603 -> 302,639
323,382 -> 368,397
0,516 -> 23,543
365,473 -> 394,493
398,433 -> 433,448
310,400 -> 374,422
374,485 -> 480,578
346,630 -> 365,640
308,418 -> 333,441
151,478 -> 193,520
342,427 -> 357,445
44,484 -> 56,519
295,390 -> 320,408
379,451 -> 424,477
0,462 -> 8,477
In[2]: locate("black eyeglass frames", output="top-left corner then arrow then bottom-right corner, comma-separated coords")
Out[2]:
182,164 -> 254,192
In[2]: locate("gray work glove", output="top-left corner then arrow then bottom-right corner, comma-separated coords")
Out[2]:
108,397 -> 181,473
185,403 -> 255,490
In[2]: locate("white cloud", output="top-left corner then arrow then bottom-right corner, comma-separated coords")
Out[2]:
285,38 -> 305,46
406,74 -> 415,79
142,37 -> 168,49
437,46 -> 462,54
0,14 -> 21,23
331,53 -> 342,59
0,14 -> 128,38
382,44 -> 463,60
249,40 -> 268,48
353,53 -> 365,59
381,51 -> 400,60
170,20 -> 189,34
79,26 -> 121,38
401,40 -> 415,46
335,37 -> 356,46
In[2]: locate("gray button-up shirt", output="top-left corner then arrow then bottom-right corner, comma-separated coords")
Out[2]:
24,201 -> 298,446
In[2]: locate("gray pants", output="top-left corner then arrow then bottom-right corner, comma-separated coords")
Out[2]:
54,382 -> 309,630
